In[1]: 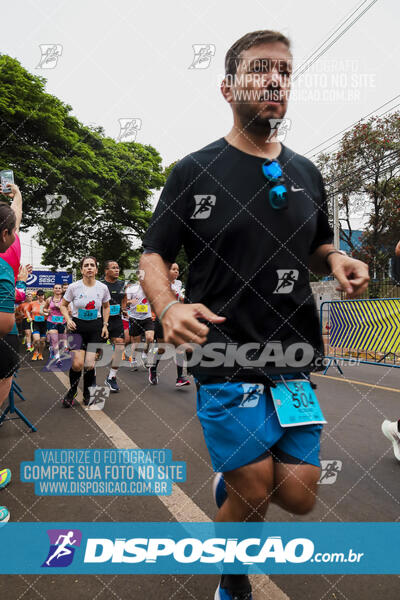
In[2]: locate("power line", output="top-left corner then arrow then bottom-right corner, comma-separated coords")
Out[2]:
292,0 -> 379,82
325,149 -> 400,189
305,94 -> 400,158
293,0 -> 370,77
325,157 -> 400,198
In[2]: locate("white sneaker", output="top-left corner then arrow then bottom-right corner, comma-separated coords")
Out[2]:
381,420 -> 400,461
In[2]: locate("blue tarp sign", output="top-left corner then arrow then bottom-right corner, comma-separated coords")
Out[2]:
26,271 -> 73,289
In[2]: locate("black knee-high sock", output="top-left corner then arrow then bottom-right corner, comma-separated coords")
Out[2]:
152,351 -> 162,373
69,368 -> 81,392
83,368 -> 95,391
176,365 -> 183,378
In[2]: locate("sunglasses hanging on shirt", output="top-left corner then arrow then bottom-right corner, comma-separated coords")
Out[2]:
261,159 -> 288,210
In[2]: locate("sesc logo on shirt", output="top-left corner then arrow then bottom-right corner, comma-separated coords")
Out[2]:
191,195 -> 216,219
239,384 -> 264,408
273,269 -> 299,294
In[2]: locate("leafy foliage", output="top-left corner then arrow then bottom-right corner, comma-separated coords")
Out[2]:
0,55 -> 165,270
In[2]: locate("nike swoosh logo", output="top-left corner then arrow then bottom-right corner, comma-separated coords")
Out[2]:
291,185 -> 304,192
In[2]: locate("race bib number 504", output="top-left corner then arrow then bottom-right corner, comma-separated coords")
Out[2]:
270,380 -> 327,427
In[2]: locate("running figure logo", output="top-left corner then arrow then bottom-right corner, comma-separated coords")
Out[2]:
36,44 -> 63,69
191,195 -> 216,219
273,269 -> 299,294
318,460 -> 343,484
239,383 -> 264,408
42,529 -> 82,567
267,118 -> 291,143
188,44 -> 216,69
117,118 -> 142,142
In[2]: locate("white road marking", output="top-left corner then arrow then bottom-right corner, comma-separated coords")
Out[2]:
55,371 -> 289,600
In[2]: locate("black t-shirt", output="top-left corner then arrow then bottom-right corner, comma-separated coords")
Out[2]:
143,138 -> 333,380
101,279 -> 125,319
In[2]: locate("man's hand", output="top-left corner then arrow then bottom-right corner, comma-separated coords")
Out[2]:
161,302 -> 226,346
328,254 -> 369,298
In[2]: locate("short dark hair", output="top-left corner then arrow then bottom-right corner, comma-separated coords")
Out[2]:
225,30 -> 291,76
37,289 -> 45,296
104,260 -> 119,271
80,256 -> 98,268
0,201 -> 16,234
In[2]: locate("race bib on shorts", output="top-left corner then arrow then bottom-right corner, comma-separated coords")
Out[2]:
270,379 -> 326,427
135,304 -> 148,313
110,304 -> 120,316
34,315 -> 45,322
78,308 -> 98,320
51,315 -> 64,323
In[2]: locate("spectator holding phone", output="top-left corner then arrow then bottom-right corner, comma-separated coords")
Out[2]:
0,201 -> 26,523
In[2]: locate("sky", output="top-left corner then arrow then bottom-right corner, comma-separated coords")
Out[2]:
2,0 -> 399,267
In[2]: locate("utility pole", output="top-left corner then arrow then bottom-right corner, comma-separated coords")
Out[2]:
333,188 -> 340,250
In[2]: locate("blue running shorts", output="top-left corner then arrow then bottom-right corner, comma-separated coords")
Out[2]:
196,377 -> 323,472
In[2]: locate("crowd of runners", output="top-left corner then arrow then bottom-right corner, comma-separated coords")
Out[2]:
13,257 -> 191,404
1,27 -> 400,600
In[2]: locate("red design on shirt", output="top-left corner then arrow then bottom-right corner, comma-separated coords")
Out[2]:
85,301 -> 95,309
142,298 -> 147,304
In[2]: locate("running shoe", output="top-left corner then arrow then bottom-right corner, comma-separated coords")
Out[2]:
382,420 -> 400,461
212,472 -> 227,508
176,377 -> 190,388
215,576 -> 252,599
148,367 -> 158,385
0,468 -> 11,490
129,357 -> 138,370
62,389 -> 77,408
31,352 -> 38,361
28,346 -> 34,352
37,354 -> 44,361
0,506 -> 10,523
105,377 -> 120,393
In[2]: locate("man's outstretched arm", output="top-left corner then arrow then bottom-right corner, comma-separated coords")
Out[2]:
140,252 -> 225,346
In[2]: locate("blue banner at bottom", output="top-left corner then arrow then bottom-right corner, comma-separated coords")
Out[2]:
0,522 -> 398,574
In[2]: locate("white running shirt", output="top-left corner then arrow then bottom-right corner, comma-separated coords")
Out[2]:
64,280 -> 110,318
126,283 -> 152,320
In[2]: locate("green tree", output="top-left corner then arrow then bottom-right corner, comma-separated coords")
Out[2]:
318,112 -> 400,276
0,55 -> 165,270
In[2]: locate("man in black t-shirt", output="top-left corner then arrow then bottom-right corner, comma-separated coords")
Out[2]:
102,260 -> 127,392
140,30 -> 369,600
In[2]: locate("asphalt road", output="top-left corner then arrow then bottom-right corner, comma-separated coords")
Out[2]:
0,348 -> 399,600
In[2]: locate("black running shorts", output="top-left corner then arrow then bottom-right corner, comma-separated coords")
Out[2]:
129,317 -> 154,338
71,318 -> 104,352
0,334 -> 21,379
108,316 -> 124,340
32,320 -> 47,337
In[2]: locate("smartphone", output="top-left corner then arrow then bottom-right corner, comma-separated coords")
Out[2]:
0,170 -> 14,194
